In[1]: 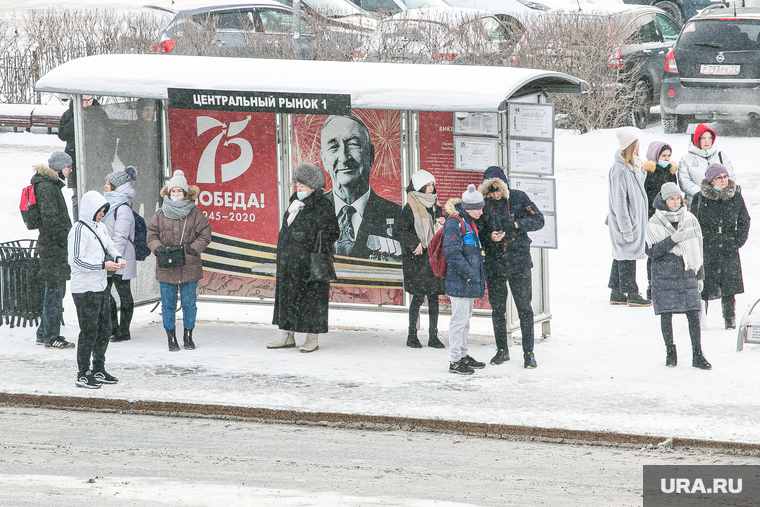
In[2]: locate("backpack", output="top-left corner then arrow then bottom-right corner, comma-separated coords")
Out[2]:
20,184 -> 41,230
116,203 -> 151,261
428,215 -> 467,278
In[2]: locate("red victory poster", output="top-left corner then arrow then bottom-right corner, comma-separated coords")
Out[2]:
292,110 -> 404,306
167,91 -> 280,299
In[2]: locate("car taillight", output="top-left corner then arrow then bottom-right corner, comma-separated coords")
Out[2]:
608,45 -> 623,70
436,52 -> 457,62
664,49 -> 678,74
148,39 -> 176,54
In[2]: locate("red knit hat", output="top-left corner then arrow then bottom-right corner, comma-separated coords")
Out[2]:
692,124 -> 716,147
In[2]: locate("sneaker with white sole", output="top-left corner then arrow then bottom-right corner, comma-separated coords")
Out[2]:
45,337 -> 75,349
75,371 -> 101,389
449,360 -> 474,375
93,370 -> 119,384
460,355 -> 485,369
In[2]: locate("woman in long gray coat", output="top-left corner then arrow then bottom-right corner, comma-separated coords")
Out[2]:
146,170 -> 212,351
607,127 -> 651,307
646,183 -> 710,370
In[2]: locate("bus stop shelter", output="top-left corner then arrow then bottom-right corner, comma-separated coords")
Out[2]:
36,54 -> 587,338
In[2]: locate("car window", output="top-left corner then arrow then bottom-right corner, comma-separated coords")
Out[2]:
213,10 -> 254,31
257,8 -> 315,35
360,0 -> 400,12
626,14 -> 660,44
654,13 -> 680,43
479,16 -> 510,42
680,19 -> 760,50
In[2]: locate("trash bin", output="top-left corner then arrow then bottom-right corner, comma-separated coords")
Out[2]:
0,239 -> 43,328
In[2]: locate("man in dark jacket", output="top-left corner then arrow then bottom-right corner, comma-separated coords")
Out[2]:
478,166 -> 545,369
33,152 -> 74,349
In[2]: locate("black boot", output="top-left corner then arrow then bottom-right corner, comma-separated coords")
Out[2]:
692,349 -> 712,370
722,296 -> 736,329
666,345 -> 677,367
183,328 -> 195,350
407,328 -> 422,348
167,329 -> 179,352
428,329 -> 445,349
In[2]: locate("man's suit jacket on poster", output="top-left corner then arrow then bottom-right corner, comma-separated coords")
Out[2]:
325,189 -> 401,259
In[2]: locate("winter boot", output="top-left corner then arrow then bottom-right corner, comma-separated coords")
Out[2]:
267,330 -> 295,349
300,333 -> 319,353
665,345 -> 677,367
722,297 -> 736,329
183,328 -> 195,350
524,351 -> 538,369
166,328 -> 180,352
490,348 -> 510,365
427,329 -> 445,349
407,328 -> 422,348
627,292 -> 652,307
692,349 -> 712,370
610,289 -> 627,305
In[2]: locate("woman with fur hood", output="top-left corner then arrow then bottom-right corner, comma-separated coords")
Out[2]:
678,124 -> 734,203
477,166 -> 544,369
146,170 -> 211,351
690,163 -> 750,330
646,182 -> 710,370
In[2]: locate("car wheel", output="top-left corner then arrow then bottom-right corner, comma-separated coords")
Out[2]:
662,113 -> 689,134
631,80 -> 652,129
655,0 -> 684,25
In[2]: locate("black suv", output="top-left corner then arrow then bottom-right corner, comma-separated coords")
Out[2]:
660,5 -> 760,133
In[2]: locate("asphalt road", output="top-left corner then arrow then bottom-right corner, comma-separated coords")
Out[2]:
1,405 -> 759,507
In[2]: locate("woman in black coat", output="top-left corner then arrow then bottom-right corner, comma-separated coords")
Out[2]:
646,183 -> 709,370
269,164 -> 339,353
690,163 -> 751,329
396,170 -> 446,348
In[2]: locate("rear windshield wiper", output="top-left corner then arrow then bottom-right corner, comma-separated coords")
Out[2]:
694,42 -> 723,48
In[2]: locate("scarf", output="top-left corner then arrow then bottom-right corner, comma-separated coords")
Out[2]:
161,195 -> 195,219
286,199 -> 305,226
103,191 -> 130,219
407,191 -> 438,248
646,206 -> 703,273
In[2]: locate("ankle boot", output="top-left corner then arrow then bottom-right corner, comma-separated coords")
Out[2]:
427,328 -> 445,349
183,328 -> 195,350
407,328 -> 422,348
300,333 -> 319,353
267,330 -> 295,349
665,344 -> 677,367
722,297 -> 736,329
166,329 -> 179,352
692,348 -> 712,370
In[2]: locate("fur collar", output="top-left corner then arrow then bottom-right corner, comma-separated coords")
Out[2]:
33,164 -> 60,181
159,185 -> 200,201
444,198 -> 461,217
643,160 -> 677,175
700,179 -> 736,201
477,177 -> 510,200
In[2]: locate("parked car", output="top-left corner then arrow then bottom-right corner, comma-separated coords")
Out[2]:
351,0 -> 454,15
660,4 -> 760,133
512,4 -> 681,127
273,0 -> 379,30
621,0 -> 713,24
444,0 -> 566,31
355,7 -> 517,64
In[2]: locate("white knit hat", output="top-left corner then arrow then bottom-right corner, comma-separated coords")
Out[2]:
168,170 -> 189,193
411,170 -> 435,192
616,127 -> 640,151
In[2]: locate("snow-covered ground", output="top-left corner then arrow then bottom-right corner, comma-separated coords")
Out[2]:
2,120 -> 759,445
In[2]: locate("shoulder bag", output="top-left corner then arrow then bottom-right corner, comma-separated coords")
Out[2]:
307,230 -> 337,283
155,216 -> 187,268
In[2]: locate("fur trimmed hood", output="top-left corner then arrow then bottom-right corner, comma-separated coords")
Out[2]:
478,177 -> 510,200
700,179 -> 736,201
33,164 -> 61,182
159,184 -> 200,201
444,198 -> 462,217
643,160 -> 677,175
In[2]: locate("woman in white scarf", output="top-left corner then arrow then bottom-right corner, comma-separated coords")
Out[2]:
645,182 -> 711,370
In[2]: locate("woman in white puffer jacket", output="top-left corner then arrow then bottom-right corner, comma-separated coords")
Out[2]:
678,124 -> 734,203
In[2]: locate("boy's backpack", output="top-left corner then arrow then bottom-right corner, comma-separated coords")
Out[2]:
116,204 -> 151,261
20,184 -> 41,230
428,215 -> 467,278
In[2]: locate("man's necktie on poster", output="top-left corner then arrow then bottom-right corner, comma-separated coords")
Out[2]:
335,205 -> 356,256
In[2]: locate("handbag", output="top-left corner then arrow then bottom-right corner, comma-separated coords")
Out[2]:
307,230 -> 337,283
155,217 -> 187,269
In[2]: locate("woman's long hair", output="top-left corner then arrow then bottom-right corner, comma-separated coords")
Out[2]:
621,140 -> 638,170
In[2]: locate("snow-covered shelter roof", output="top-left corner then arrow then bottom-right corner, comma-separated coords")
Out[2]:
35,54 -> 587,112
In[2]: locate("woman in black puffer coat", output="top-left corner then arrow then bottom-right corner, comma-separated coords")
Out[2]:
690,163 -> 750,330
396,170 -> 446,349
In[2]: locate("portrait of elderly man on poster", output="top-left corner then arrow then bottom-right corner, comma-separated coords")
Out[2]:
320,114 -> 402,261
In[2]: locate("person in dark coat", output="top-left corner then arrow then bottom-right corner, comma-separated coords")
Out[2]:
443,185 -> 487,375
396,170 -> 446,349
146,170 -> 212,351
269,164 -> 340,353
33,152 -> 74,349
643,141 -> 678,299
646,183 -> 710,370
477,166 -> 544,369
690,163 -> 751,330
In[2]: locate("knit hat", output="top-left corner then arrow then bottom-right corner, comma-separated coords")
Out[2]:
705,163 -> 728,184
616,127 -> 640,151
461,184 -> 484,210
660,182 -> 682,201
482,165 -> 507,183
411,170 -> 435,192
645,141 -> 672,162
692,124 -> 716,148
48,151 -> 72,171
106,165 -> 137,189
293,163 -> 326,190
168,169 -> 189,193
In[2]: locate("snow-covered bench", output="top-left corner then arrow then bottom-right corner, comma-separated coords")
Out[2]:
0,104 -> 67,134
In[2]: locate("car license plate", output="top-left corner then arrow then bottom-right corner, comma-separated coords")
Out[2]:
700,64 -> 740,76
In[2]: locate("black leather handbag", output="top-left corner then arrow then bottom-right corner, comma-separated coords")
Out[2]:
156,217 -> 187,268
307,230 -> 337,283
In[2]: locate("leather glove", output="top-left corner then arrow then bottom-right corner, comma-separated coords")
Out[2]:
622,229 -> 635,243
670,228 -> 688,243
698,280 -> 704,293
